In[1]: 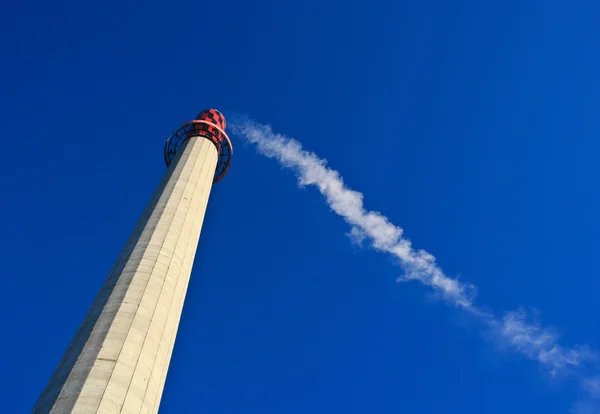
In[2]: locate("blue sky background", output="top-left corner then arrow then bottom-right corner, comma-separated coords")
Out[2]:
2,0 -> 600,412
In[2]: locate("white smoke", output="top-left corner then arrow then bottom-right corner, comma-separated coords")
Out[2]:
231,118 -> 594,378
572,379 -> 600,414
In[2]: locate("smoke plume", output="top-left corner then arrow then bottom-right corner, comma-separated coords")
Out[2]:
231,118 -> 596,404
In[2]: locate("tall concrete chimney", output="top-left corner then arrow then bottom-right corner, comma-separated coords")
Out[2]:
33,110 -> 232,413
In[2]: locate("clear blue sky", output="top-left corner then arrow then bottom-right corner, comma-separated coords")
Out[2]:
2,0 -> 600,412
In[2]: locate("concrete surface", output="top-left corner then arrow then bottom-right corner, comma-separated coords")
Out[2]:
33,136 -> 218,413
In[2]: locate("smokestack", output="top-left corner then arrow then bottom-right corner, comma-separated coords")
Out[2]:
33,110 -> 232,413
